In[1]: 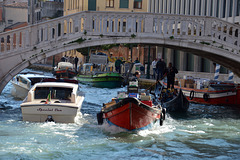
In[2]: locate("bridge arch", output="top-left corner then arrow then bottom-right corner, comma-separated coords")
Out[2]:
1,36 -> 240,94
1,11 -> 240,94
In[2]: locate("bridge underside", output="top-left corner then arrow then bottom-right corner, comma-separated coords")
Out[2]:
1,37 -> 240,94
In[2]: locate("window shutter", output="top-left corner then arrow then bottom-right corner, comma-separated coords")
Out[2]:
120,0 -> 129,8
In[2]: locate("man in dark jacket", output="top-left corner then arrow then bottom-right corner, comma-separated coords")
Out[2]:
166,62 -> 178,89
115,58 -> 123,73
156,59 -> 166,80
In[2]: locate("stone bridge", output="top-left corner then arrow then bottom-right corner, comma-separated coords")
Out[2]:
0,11 -> 240,93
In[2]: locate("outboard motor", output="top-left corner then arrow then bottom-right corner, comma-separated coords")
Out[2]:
45,115 -> 54,122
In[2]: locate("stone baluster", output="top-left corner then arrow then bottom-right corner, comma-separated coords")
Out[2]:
137,18 -> 142,33
10,34 -> 13,51
109,16 -> 113,33
196,20 -> 200,36
169,19 -> 174,36
104,16 -> 108,33
79,17 -> 82,33
54,23 -> 57,41
153,18 -> 157,33
4,35 -> 7,52
158,18 -> 163,34
191,21 -> 194,36
131,16 -> 136,33
120,17 -> 123,33
16,32 -> 20,50
99,16 -> 102,33
114,16 -> 118,33
174,18 -> 178,36
94,16 -> 98,33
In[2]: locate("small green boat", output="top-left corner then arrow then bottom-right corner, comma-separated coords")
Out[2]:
77,63 -> 123,88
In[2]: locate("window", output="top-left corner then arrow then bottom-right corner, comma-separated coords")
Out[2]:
134,0 -> 142,9
8,20 -> 13,25
120,0 -> 129,8
106,0 -> 114,8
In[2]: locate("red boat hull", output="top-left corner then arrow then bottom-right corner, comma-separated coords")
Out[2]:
102,98 -> 162,131
162,82 -> 240,105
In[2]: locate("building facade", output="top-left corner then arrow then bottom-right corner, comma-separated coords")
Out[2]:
148,0 -> 240,74
63,0 -> 148,65
148,0 -> 240,24
64,0 -> 147,16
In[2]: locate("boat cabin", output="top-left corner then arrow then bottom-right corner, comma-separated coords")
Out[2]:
26,82 -> 79,104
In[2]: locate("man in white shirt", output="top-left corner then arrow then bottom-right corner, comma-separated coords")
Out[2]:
151,58 -> 157,79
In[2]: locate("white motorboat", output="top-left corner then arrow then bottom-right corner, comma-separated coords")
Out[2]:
20,82 -> 84,123
10,71 -> 54,99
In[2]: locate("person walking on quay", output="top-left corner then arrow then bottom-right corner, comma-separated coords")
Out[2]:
156,59 -> 166,80
134,57 -> 140,63
115,58 -> 123,74
151,58 -> 157,79
166,62 -> 178,89
74,56 -> 79,72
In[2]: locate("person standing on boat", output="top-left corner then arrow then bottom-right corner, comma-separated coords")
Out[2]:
156,59 -> 166,80
151,58 -> 157,79
115,58 -> 123,74
74,56 -> 79,72
166,62 -> 178,89
132,70 -> 141,81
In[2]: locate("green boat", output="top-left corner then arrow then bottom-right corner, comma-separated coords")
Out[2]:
77,63 -> 123,88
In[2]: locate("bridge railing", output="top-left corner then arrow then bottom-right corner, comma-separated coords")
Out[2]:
0,11 -> 239,55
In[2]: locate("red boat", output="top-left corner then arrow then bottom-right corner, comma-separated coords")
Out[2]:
97,82 -> 165,131
162,80 -> 240,106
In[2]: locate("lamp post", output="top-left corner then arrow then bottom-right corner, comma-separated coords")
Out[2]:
146,45 -> 151,79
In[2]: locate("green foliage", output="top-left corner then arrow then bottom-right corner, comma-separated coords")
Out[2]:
169,36 -> 174,39
69,37 -> 86,44
101,44 -> 118,50
131,34 -> 136,38
200,41 -> 210,45
76,48 -> 89,56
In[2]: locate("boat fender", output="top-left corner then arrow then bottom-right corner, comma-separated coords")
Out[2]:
162,108 -> 166,120
203,93 -> 209,101
97,112 -> 104,125
190,90 -> 195,100
160,113 -> 164,126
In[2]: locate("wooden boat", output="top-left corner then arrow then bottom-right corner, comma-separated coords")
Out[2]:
10,71 -> 55,99
77,63 -> 123,88
20,82 -> 84,123
53,62 -> 77,78
154,82 -> 189,113
97,81 -> 165,131
165,78 -> 240,105
162,89 -> 189,112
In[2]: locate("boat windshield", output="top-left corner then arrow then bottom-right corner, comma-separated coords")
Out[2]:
34,87 -> 73,100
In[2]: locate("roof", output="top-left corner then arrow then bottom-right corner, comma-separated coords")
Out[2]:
4,2 -> 28,8
4,22 -> 28,32
33,82 -> 78,89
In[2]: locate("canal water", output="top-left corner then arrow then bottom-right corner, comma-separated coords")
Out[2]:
0,69 -> 240,160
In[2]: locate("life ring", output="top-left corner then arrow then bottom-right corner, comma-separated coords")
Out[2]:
203,93 -> 209,101
189,90 -> 195,100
